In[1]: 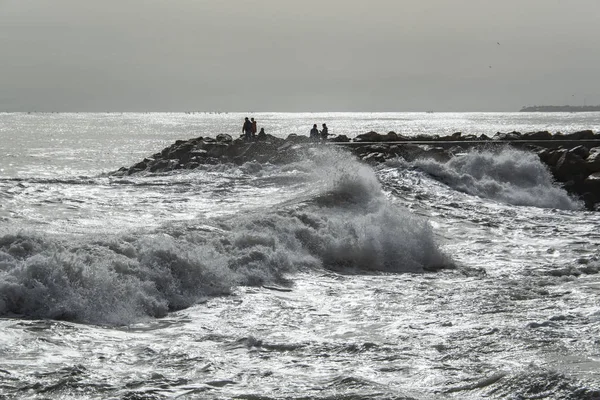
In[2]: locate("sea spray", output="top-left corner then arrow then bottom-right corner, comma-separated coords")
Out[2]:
0,147 -> 452,325
291,146 -> 451,272
409,147 -> 582,210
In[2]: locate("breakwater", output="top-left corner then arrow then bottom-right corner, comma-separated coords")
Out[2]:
113,129 -> 600,210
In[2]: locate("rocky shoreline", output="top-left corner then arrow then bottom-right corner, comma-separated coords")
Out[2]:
113,130 -> 600,210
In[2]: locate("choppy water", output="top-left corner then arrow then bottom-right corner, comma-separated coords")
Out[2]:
0,112 -> 599,399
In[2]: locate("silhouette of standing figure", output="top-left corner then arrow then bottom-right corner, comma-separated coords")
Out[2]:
310,124 -> 319,141
242,117 -> 253,141
251,118 -> 257,139
320,123 -> 329,141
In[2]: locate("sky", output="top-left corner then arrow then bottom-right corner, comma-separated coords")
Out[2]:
0,0 -> 599,112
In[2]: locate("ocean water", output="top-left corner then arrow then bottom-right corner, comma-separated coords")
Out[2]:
0,112 -> 599,399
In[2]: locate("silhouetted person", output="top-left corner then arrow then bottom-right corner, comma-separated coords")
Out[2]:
242,117 -> 253,141
257,127 -> 267,141
251,118 -> 257,139
320,123 -> 329,141
310,124 -> 319,141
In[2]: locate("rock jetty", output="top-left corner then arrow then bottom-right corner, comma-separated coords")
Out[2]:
113,130 -> 600,210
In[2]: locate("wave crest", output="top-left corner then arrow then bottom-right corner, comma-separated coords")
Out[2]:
0,147 -> 452,325
413,148 -> 582,210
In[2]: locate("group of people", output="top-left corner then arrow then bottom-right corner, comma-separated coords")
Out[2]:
242,117 -> 266,141
310,123 -> 329,142
242,118 -> 330,142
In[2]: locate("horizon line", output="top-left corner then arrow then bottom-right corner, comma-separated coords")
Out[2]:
0,110 -> 535,114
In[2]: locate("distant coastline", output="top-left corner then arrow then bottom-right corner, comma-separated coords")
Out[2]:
520,105 -> 600,112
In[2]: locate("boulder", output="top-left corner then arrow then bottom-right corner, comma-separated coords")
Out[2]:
205,143 -> 229,158
553,151 -> 588,182
585,147 -> 600,172
149,159 -> 172,172
420,147 -> 451,163
216,134 -> 233,143
394,144 -> 426,161
354,131 -> 383,142
582,172 -> 600,209
563,130 -> 595,140
522,131 -> 552,140
383,131 -> 400,141
584,172 -> 600,190
539,148 -> 567,168
569,145 -> 589,159
362,152 -> 387,163
388,131 -> 410,141
330,135 -> 350,142
354,131 -> 406,142
132,158 -> 151,170
286,134 -> 311,143
167,142 -> 195,161
414,134 -> 437,141
493,131 -> 522,140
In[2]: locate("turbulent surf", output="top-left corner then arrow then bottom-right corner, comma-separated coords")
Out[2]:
0,112 -> 599,399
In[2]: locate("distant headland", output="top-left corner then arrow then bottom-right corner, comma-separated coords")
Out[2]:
520,105 -> 600,112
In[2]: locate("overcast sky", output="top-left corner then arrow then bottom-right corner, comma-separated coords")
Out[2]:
1,0 -> 599,111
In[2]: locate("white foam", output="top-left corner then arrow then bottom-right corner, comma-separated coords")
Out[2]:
0,148 -> 452,325
412,148 -> 582,210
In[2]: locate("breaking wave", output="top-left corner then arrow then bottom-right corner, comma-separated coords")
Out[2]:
411,148 -> 582,210
0,147 -> 451,325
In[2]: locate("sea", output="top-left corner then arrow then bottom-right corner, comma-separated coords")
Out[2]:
1,112 -> 600,399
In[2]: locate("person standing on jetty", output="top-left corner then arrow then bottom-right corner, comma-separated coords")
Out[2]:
242,117 -> 253,141
251,118 -> 257,140
310,124 -> 320,141
320,123 -> 329,141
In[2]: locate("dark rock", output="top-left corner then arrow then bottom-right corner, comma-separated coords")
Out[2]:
394,144 -> 426,161
582,173 -> 600,209
586,147 -> 600,172
149,159 -> 172,172
354,131 -> 405,142
286,134 -> 311,143
415,134 -> 437,141
553,151 -> 588,182
522,131 -> 552,140
167,142 -> 195,161
420,147 -> 451,163
493,131 -> 522,140
190,149 -> 208,158
216,134 -> 233,143
563,130 -> 595,140
569,145 -> 589,159
355,131 -> 383,142
362,144 -> 391,155
584,172 -> 600,190
388,131 -> 410,141
132,158 -> 151,171
541,148 -> 567,167
383,131 -> 400,141
330,135 -> 350,142
205,143 -> 229,158
362,152 -> 387,163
